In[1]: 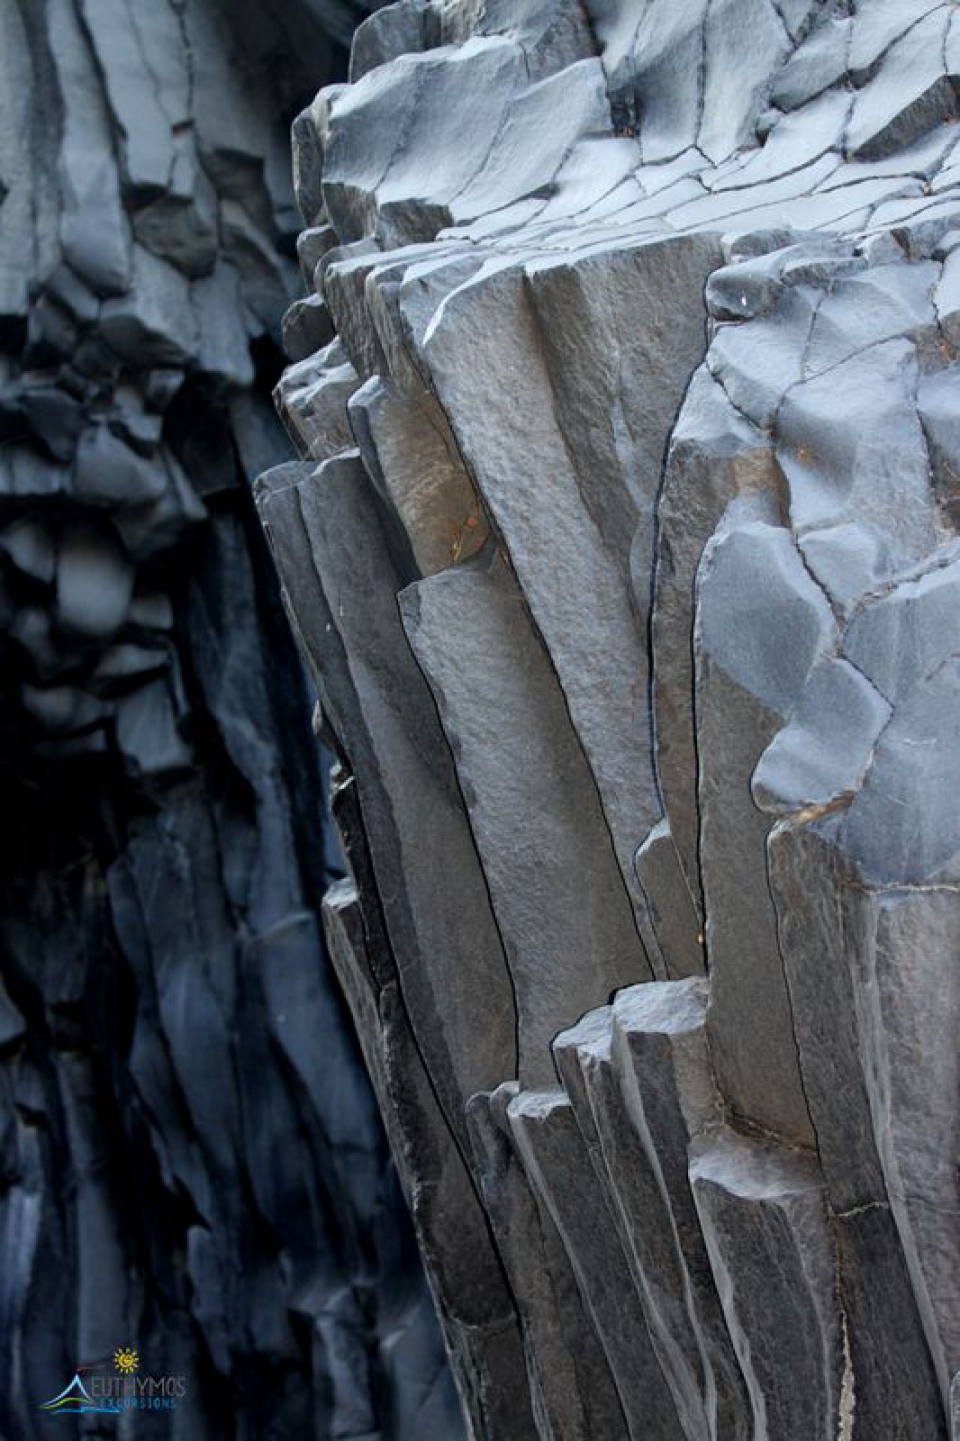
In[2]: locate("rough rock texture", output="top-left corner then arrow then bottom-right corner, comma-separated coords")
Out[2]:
266,1 -> 960,1436
0,3 -> 464,1439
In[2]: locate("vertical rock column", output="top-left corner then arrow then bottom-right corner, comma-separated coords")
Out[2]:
260,2 -> 960,1437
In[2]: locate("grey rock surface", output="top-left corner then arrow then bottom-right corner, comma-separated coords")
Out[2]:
507,1086 -> 679,1440
688,1127 -> 842,1441
465,1083 -> 627,1441
0,4 -> 463,1440
401,548 -> 649,1085
553,1001 -> 749,1441
262,1 -> 960,1436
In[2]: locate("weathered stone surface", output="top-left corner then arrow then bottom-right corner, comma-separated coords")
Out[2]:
402,548 -> 649,1084
610,982 -> 753,1441
855,887 -> 959,1392
843,551 -> 960,703
350,374 -> 488,577
842,655 -> 960,886
633,820 -> 703,980
767,821 -> 949,1434
507,1087 -> 680,1439
323,879 -> 532,1440
554,1001 -> 750,1441
751,657 -> 891,816
847,9 -> 957,161
282,292 -> 336,363
418,260 -> 663,926
258,3 -> 960,1436
276,339 -> 359,463
689,1128 -> 841,1441
696,521 -> 835,1145
651,366 -> 782,918
258,452 -> 518,1128
523,235 -> 722,589
466,1084 -> 627,1441
778,337 -> 939,611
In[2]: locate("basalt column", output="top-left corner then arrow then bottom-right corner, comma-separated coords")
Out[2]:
264,2 -> 960,1437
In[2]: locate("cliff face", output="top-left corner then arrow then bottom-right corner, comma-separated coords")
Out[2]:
266,2 -> 960,1437
0,3 -> 461,1438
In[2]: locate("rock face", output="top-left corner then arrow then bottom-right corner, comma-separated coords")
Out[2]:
0,4 -> 463,1439
266,2 -> 960,1437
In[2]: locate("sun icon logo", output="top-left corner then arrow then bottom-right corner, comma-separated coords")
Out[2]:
114,1347 -> 139,1375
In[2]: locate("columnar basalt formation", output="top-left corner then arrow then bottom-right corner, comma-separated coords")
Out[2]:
265,2 -> 960,1437
0,4 -> 462,1438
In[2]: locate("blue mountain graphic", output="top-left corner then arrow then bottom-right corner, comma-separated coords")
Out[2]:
39,1374 -> 121,1414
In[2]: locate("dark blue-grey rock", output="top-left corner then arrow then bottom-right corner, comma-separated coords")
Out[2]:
283,293 -> 337,363
0,4 -> 460,1440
